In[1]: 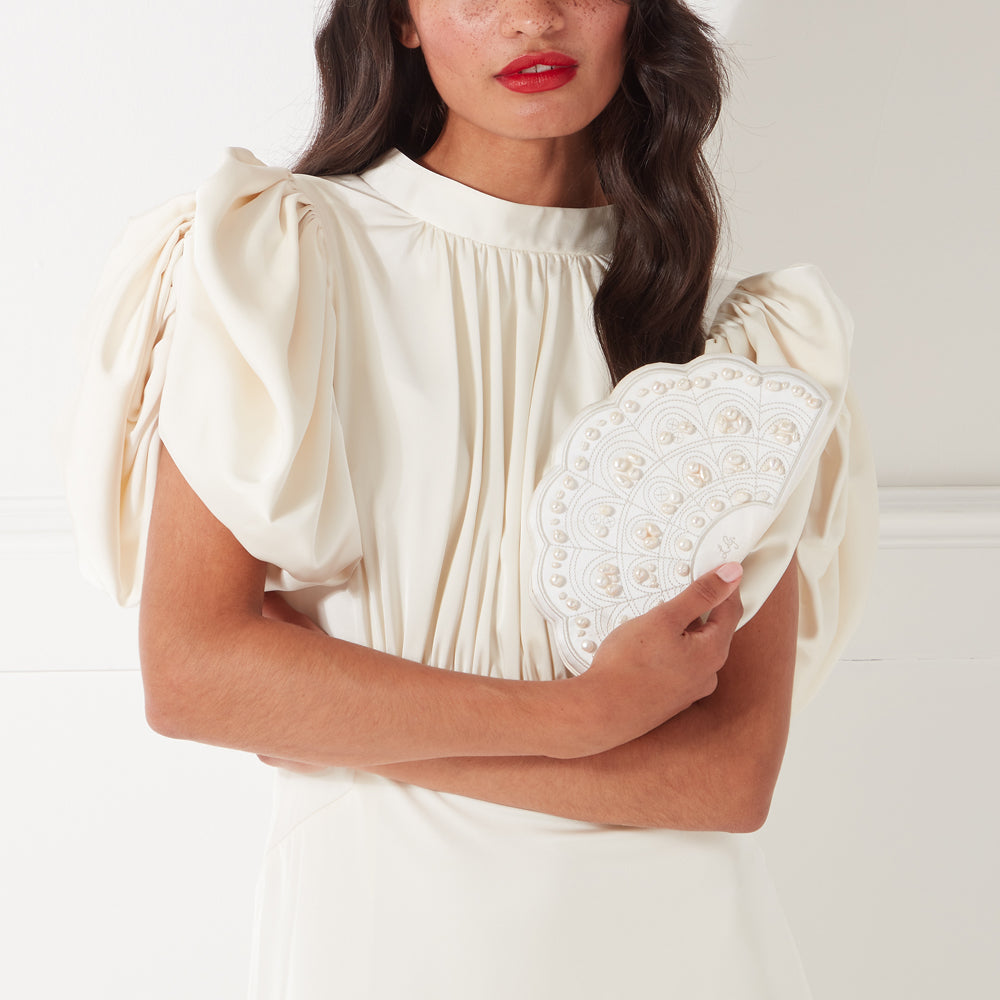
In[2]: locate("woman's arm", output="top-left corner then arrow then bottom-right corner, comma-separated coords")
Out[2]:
140,447 -> 742,767
358,556 -> 799,832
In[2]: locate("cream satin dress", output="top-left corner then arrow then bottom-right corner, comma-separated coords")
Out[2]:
67,148 -> 878,999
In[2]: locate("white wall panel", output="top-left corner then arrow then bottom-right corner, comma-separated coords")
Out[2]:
2,1 -> 320,498
719,0 -> 1000,485
0,670 -> 271,1000
761,659 -> 1000,1000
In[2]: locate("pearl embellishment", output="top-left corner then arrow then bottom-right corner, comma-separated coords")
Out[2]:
528,355 -> 832,675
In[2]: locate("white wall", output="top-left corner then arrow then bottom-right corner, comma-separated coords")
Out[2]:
2,1 -> 998,998
716,0 -> 1000,485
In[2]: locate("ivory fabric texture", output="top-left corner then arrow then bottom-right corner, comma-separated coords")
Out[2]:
67,148 -> 877,999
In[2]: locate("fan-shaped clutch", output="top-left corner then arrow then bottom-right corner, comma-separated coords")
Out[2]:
528,355 -> 834,675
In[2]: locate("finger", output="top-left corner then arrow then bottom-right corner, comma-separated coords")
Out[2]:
661,562 -> 743,628
687,588 -> 743,635
703,588 -> 743,634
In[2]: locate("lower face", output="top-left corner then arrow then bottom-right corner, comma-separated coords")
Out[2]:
399,1 -> 632,146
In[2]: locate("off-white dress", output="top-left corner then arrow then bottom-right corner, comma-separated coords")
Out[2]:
67,148 -> 878,999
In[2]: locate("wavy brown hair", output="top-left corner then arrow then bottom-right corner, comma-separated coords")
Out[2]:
292,1 -> 727,384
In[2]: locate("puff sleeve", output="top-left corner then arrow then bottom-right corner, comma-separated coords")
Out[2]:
66,148 -> 363,606
704,265 -> 879,710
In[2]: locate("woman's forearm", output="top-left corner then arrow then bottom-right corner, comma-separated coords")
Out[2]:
359,556 -> 800,831
362,704 -> 768,832
142,447 -> 741,768
144,613 -> 587,765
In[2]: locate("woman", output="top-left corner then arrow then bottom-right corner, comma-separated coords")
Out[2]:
67,1 -> 876,996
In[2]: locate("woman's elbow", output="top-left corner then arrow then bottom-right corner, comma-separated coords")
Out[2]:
138,617 -> 229,741
722,788 -> 774,834
650,761 -> 779,833
140,633 -> 201,740
719,759 -> 782,833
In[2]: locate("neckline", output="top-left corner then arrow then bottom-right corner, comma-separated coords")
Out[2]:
360,150 -> 617,256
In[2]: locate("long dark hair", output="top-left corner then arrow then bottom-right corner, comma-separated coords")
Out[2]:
292,1 -> 727,384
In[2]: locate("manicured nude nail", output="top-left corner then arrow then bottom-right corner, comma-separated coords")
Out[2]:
716,562 -> 743,583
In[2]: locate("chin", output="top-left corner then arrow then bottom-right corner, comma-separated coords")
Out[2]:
501,116 -> 596,143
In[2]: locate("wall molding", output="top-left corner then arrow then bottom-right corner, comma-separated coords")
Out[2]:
0,495 -> 75,554
3,488 -> 998,552
877,486 -> 1000,549
3,488 -> 997,670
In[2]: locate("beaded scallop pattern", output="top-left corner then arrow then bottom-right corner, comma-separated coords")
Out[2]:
529,356 -> 832,675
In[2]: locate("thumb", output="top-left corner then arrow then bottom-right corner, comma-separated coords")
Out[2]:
661,562 -> 743,628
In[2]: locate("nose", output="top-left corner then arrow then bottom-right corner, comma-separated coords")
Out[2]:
499,0 -> 566,38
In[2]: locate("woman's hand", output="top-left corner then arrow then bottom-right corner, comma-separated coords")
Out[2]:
255,568 -> 742,765
361,557 -> 794,830
564,563 -> 744,758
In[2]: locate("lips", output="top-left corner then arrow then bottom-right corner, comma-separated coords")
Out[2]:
496,50 -> 578,77
495,50 -> 579,94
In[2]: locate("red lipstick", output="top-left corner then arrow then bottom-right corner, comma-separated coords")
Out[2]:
495,50 -> 578,94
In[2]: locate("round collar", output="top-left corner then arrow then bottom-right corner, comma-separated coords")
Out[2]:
361,150 -> 617,256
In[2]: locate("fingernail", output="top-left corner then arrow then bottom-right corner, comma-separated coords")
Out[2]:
716,562 -> 743,583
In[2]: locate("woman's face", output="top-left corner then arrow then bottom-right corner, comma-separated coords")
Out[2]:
399,1 -> 631,145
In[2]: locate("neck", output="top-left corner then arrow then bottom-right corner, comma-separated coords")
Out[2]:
419,122 -> 606,209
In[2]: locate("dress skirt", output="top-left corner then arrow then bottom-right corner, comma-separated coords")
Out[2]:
249,769 -> 813,1000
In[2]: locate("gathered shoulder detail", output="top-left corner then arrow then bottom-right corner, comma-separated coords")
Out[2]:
66,148 -> 362,605
704,265 -> 878,710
